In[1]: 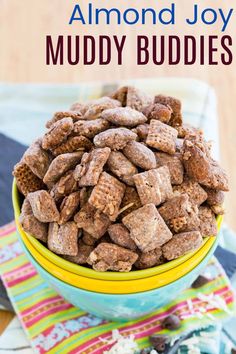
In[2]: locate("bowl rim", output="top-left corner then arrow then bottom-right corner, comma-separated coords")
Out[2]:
19,226 -> 218,294
12,179 -> 223,281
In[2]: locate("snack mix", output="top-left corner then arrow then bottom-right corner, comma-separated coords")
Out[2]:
14,86 -> 229,272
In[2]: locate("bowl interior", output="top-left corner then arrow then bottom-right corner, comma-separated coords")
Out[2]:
13,179 -> 223,281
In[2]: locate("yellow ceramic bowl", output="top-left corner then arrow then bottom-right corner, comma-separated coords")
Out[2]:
13,180 -> 223,293
17,223 -> 219,294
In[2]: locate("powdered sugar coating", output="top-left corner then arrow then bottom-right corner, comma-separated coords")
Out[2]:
146,119 -> 178,154
162,231 -> 203,260
87,243 -> 138,272
123,204 -> 172,252
123,141 -> 156,170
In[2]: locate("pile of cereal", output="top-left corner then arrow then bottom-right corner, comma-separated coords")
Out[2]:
13,86 -> 229,272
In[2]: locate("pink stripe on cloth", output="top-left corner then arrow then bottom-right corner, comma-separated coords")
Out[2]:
71,332 -> 112,354
3,261 -> 30,277
24,302 -> 74,328
0,224 -> 16,237
21,295 -> 63,316
213,286 -> 230,296
5,270 -> 38,287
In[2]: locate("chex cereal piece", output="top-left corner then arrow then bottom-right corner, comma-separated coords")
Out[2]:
183,137 -> 229,191
23,140 -> 52,179
42,117 -> 74,150
123,204 -> 172,252
154,94 -> 182,127
126,86 -> 153,111
87,243 -> 138,272
48,221 -> 78,256
123,141 -> 156,170
108,224 -> 137,251
52,136 -> 92,156
173,177 -> 208,207
59,191 -> 80,224
20,197 -> 34,215
119,187 -> 142,218
74,119 -> 110,139
204,187 -> 225,215
146,119 -> 178,154
88,172 -> 126,221
19,199 -> 48,242
50,170 -> 78,202
143,103 -> 172,124
64,240 -> 94,265
198,206 -> 217,237
162,231 -> 203,260
28,190 -> 59,222
70,102 -> 86,112
46,111 -> 83,129
102,107 -> 147,127
74,147 -> 111,187
110,86 -> 128,106
94,128 -> 137,150
176,123 -> 202,138
155,152 -> 184,185
135,247 -> 163,269
158,194 -> 200,233
185,133 -> 212,157
74,202 -> 110,238
82,231 -> 97,246
13,161 -> 45,196
160,193 -> 194,220
133,167 -> 173,206
132,124 -> 149,141
43,151 -> 83,187
83,96 -> 121,120
107,151 -> 138,186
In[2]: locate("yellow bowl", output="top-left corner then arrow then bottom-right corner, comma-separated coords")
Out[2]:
13,179 -> 223,293
18,218 -> 219,294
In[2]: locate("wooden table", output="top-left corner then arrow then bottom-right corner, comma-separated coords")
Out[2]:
0,0 -> 236,335
0,310 -> 14,335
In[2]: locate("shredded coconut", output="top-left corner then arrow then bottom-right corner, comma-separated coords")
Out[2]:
187,299 -> 194,314
180,314 -> 195,320
195,312 -> 204,319
199,330 -> 217,337
197,292 -> 231,314
198,307 -> 206,313
117,203 -> 134,216
181,336 -> 201,354
103,329 -> 138,354
181,337 -> 200,346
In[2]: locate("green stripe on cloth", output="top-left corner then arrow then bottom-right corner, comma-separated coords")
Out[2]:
0,223 -> 235,353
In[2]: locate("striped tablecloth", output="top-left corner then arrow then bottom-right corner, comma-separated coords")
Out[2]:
0,222 -> 235,353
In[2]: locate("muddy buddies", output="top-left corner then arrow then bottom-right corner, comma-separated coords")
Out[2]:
13,86 -> 229,272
